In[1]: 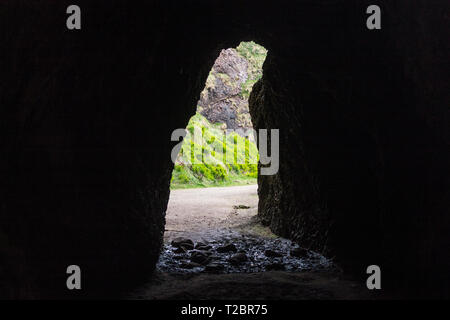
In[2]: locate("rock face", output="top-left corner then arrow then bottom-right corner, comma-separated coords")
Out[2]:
0,1 -> 449,298
198,45 -> 265,134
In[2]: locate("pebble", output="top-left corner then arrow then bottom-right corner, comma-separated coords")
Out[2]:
158,233 -> 333,274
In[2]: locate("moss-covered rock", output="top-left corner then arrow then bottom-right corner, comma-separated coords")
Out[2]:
198,42 -> 267,132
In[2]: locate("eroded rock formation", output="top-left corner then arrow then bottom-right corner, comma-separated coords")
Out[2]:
198,43 -> 266,134
0,0 -> 449,298
198,48 -> 250,131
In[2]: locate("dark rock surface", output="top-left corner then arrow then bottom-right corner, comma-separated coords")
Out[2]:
180,261 -> 202,270
216,243 -> 238,253
171,238 -> 194,250
190,251 -> 211,265
172,247 -> 187,254
0,1 -> 449,298
229,253 -> 248,265
194,242 -> 207,249
158,232 -> 333,274
196,245 -> 212,251
266,263 -> 286,271
265,249 -> 283,258
290,248 -> 309,258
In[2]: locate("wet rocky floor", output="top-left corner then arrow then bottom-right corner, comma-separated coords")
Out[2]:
129,186 -> 374,299
157,230 -> 334,274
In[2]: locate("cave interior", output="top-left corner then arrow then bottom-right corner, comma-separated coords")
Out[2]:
0,0 -> 449,299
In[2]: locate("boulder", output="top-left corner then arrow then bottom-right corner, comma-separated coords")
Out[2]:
229,252 -> 248,265
171,237 -> 194,250
190,251 -> 211,265
173,246 -> 187,254
216,243 -> 237,253
264,249 -> 283,258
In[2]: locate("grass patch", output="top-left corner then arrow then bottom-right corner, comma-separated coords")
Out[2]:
171,113 -> 259,189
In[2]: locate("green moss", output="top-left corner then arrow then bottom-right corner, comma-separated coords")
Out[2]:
171,113 -> 259,188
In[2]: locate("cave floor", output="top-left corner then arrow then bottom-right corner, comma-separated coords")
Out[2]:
128,270 -> 372,300
163,184 -> 262,243
128,185 -> 373,300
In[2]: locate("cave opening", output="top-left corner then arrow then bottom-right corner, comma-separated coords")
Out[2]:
160,41 -> 266,273
157,42 -> 332,275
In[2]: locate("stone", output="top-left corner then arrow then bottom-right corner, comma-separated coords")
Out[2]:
196,245 -> 212,251
190,251 -> 211,265
216,243 -> 237,253
173,247 -> 187,254
198,47 -> 254,132
194,242 -> 207,249
171,237 -> 194,250
229,252 -> 248,265
233,205 -> 251,209
204,263 -> 225,273
182,244 -> 194,250
180,261 -> 202,269
264,249 -> 283,258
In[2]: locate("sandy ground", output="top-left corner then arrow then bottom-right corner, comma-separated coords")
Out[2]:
127,185 -> 376,300
164,185 -> 265,242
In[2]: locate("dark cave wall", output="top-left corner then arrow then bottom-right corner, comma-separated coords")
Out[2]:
250,0 -> 450,296
0,0 -> 226,297
0,0 -> 449,298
